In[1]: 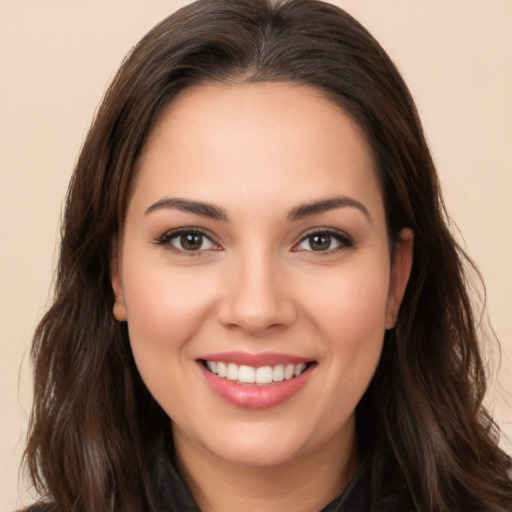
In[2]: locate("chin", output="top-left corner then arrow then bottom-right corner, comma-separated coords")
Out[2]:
211,437 -> 307,468
193,414 -> 347,469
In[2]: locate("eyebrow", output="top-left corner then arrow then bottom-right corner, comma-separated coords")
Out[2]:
145,194 -> 371,223
287,195 -> 371,222
145,197 -> 228,221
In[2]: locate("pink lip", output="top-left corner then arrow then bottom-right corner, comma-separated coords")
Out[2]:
199,361 -> 315,410
199,351 -> 311,367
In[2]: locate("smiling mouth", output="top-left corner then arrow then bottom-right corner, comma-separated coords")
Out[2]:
201,360 -> 313,385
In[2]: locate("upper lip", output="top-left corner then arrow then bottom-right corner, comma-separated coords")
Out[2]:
198,351 -> 313,367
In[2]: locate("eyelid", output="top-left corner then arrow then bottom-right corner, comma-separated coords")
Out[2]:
153,227 -> 222,255
153,226 -> 352,256
292,227 -> 353,253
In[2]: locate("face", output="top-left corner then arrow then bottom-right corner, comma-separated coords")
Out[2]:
111,83 -> 412,470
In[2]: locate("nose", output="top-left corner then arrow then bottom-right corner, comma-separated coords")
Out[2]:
217,250 -> 298,335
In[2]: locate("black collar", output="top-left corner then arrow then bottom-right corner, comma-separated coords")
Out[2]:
149,432 -> 414,512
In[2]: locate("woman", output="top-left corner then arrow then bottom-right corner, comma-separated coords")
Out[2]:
23,0 -> 512,511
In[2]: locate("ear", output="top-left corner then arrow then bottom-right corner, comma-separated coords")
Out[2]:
385,228 -> 414,329
110,243 -> 127,322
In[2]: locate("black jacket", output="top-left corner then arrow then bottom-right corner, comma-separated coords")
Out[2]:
150,435 -> 415,511
23,437 -> 415,512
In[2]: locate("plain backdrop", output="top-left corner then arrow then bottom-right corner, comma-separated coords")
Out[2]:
1,0 -> 511,510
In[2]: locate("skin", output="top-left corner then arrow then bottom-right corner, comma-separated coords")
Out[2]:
111,83 -> 413,512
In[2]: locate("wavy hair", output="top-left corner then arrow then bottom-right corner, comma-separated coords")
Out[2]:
24,0 -> 511,510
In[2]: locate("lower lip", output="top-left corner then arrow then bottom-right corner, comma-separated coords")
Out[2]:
200,363 -> 314,410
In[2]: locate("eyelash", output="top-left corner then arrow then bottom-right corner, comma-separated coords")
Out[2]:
153,228 -> 221,256
292,228 -> 353,255
153,227 -> 353,256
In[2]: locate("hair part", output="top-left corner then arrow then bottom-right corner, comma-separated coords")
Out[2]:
24,1 -> 511,511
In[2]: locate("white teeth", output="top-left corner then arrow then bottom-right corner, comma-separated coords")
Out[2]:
205,360 -> 309,384
238,365 -> 256,383
217,361 -> 227,377
272,364 -> 284,382
226,363 -> 238,381
255,366 -> 273,384
294,363 -> 306,376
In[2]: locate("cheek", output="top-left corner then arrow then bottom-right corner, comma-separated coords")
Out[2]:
298,259 -> 390,391
120,261 -> 222,420
121,259 -> 216,370
302,260 -> 390,339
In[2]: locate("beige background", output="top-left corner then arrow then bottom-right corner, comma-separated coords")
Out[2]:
1,0 -> 511,509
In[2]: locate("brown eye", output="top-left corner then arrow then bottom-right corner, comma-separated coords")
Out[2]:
308,234 -> 332,251
180,233 -> 204,251
294,229 -> 352,254
156,229 -> 219,253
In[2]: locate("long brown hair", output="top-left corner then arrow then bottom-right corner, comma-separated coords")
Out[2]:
24,0 -> 512,510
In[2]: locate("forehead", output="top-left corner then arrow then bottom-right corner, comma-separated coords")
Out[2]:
131,82 -> 383,221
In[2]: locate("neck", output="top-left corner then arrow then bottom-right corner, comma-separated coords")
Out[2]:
173,421 -> 359,512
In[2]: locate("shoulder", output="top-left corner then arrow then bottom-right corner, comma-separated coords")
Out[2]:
369,445 -> 416,512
